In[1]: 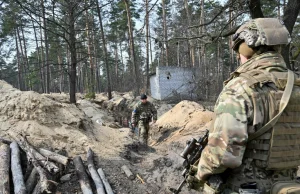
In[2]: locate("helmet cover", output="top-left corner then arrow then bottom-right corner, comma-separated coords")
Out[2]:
232,18 -> 291,51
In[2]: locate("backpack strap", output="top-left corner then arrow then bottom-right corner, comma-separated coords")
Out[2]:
248,70 -> 295,141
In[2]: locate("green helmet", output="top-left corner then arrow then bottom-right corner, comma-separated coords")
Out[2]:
232,18 -> 291,51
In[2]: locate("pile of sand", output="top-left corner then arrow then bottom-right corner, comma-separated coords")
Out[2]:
151,100 -> 214,144
0,81 -> 94,155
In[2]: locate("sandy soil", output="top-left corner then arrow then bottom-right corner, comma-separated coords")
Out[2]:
0,80 -> 215,194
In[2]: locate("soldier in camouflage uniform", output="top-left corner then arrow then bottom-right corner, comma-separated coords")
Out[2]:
131,94 -> 157,145
191,18 -> 300,194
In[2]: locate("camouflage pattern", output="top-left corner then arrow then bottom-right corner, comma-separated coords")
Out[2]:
138,120 -> 150,144
131,101 -> 157,144
197,52 -> 297,193
232,18 -> 291,51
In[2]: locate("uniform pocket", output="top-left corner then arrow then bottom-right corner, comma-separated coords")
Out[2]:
271,181 -> 300,194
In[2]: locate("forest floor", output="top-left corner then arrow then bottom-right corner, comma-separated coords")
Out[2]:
0,80 -> 215,194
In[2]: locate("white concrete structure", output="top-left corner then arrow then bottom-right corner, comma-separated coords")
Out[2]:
150,66 -> 197,100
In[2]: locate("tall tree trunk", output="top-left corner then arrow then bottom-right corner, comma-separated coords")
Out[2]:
149,26 -> 153,69
177,42 -> 180,66
41,0 -> 50,93
184,0 -> 195,67
39,16 -> 46,92
58,55 -> 63,93
229,0 -> 235,73
145,0 -> 150,93
16,26 -> 27,90
120,41 -> 125,90
20,24 -> 32,90
199,0 -> 204,69
162,0 -> 169,66
15,31 -> 22,91
124,0 -> 140,96
114,46 -> 119,90
85,5 -> 95,94
95,0 -> 112,99
91,29 -> 100,93
68,3 -> 77,103
32,20 -> 44,93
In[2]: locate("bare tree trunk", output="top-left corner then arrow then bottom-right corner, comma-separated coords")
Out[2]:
95,0 -> 112,99
177,42 -> 180,67
68,2 -> 77,103
32,20 -> 44,93
41,0 -> 50,93
114,46 -> 119,90
17,26 -> 27,91
199,0 -> 204,70
229,0 -> 235,73
92,30 -> 100,93
124,0 -> 140,96
15,31 -> 23,91
85,4 -> 95,94
20,24 -> 32,90
149,26 -> 153,69
39,16 -> 46,92
162,0 -> 169,66
146,0 -> 150,93
10,142 -> 27,194
184,0 -> 195,67
0,144 -> 10,194
58,55 -> 63,93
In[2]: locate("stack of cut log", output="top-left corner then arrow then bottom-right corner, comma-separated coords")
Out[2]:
0,135 -> 114,194
73,148 -> 114,194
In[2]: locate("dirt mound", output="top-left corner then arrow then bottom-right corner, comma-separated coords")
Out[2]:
0,80 -> 94,156
151,100 -> 214,145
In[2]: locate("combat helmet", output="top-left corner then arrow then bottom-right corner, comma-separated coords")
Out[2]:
232,18 -> 291,53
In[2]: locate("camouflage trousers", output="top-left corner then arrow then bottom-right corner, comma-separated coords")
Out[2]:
138,120 -> 150,145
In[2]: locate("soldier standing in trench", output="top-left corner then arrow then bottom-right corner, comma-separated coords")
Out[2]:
188,18 -> 300,193
131,94 -> 157,147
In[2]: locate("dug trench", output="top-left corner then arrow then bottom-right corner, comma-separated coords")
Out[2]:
0,80 -> 214,194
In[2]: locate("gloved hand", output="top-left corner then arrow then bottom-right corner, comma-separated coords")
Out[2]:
186,174 -> 204,191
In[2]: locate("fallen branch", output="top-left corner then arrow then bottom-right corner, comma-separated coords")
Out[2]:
87,148 -> 106,194
26,148 -> 58,194
17,135 -> 59,173
136,174 -> 145,184
0,144 -> 10,194
97,168 -> 114,194
121,165 -> 135,180
24,163 -> 34,181
10,141 -> 27,194
0,137 -> 12,144
25,168 -> 38,194
73,156 -> 93,194
38,148 -> 69,166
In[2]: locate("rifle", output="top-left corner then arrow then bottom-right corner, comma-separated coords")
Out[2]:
169,129 -> 223,194
128,121 -> 138,136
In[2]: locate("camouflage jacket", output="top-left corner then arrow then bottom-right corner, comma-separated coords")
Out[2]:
197,52 -> 296,182
131,101 -> 157,124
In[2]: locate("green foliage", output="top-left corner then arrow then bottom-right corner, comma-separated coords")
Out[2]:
85,91 -> 96,99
